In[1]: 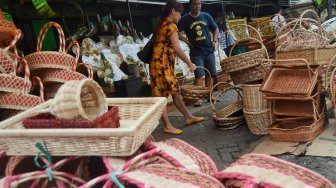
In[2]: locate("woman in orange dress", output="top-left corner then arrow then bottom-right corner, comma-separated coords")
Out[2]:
150,0 -> 204,135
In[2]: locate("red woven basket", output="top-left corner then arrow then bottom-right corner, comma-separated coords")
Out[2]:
25,22 -> 79,71
0,58 -> 31,94
22,106 -> 120,129
0,76 -> 44,110
0,10 -> 17,46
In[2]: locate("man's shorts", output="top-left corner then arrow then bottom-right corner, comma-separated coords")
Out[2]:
190,53 -> 217,78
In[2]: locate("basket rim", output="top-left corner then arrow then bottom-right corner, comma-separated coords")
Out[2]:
0,97 -> 167,137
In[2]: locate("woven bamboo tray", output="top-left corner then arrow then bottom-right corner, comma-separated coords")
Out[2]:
0,97 -> 166,156
260,59 -> 320,96
268,115 -> 325,142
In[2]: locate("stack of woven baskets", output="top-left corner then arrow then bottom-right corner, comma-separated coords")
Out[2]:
260,59 -> 325,142
25,21 -> 93,100
0,16 -> 44,119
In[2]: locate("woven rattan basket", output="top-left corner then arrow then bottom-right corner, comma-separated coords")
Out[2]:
0,97 -> 166,156
25,22 -> 79,71
260,59 -> 321,96
242,84 -> 268,112
51,79 -> 107,120
181,66 -> 212,101
211,82 -> 245,130
268,115 -> 325,142
243,109 -> 270,135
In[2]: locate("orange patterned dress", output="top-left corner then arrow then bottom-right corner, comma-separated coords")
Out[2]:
150,18 -> 179,97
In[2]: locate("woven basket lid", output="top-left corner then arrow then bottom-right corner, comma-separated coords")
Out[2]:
0,10 -> 17,46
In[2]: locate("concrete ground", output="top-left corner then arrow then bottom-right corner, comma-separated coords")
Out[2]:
152,99 -> 336,185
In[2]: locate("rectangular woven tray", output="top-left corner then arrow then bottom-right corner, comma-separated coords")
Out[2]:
0,97 -> 166,156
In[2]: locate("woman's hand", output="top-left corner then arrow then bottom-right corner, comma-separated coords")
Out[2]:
188,63 -> 197,71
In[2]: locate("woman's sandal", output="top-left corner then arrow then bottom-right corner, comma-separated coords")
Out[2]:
164,128 -> 183,135
185,117 -> 205,125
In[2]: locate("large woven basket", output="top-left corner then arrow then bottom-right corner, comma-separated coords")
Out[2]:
25,22 -> 79,71
215,153 -> 335,188
229,61 -> 271,85
260,59 -> 320,97
51,79 -> 107,120
268,115 -> 325,142
181,66 -> 212,101
242,84 -> 268,112
0,97 -> 166,156
243,109 -> 270,135
211,82 -> 245,130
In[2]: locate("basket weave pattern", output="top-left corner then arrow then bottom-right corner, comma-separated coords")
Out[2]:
0,97 -> 166,156
242,84 -> 268,112
243,109 -> 270,135
37,68 -> 87,83
0,73 -> 31,94
0,92 -> 43,110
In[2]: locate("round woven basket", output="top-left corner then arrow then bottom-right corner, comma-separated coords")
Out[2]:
243,109 -> 270,135
25,22 -> 79,71
0,10 -> 17,45
210,82 -> 245,130
181,66 -> 212,101
242,84 -> 268,112
51,79 -> 107,120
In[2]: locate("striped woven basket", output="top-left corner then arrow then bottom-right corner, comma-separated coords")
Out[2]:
145,138 -> 218,176
0,76 -> 44,110
0,58 -> 31,94
0,29 -> 21,74
25,22 -> 79,71
215,153 -> 334,188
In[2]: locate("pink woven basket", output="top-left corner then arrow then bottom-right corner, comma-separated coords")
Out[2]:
0,58 -> 31,94
25,22 -> 79,71
0,76 -> 44,110
36,63 -> 93,84
0,29 -> 21,74
144,138 -> 218,176
215,153 -> 334,188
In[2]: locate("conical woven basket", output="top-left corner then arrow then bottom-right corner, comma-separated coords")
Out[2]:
51,79 -> 107,120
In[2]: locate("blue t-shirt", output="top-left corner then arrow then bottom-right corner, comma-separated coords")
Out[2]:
178,12 -> 218,57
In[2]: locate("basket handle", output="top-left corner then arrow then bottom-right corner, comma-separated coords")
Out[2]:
37,22 -> 66,53
224,24 -> 263,42
66,40 -> 81,70
77,63 -> 93,79
299,9 -> 322,29
330,66 -> 336,107
260,58 -> 314,83
181,66 -> 212,86
228,37 -> 269,59
209,81 -> 242,112
19,58 -> 31,94
31,76 -> 45,102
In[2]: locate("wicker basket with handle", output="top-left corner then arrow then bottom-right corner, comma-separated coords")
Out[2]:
0,97 -> 166,156
181,66 -> 212,101
25,22 -> 79,71
260,58 -> 321,97
210,82 -> 245,130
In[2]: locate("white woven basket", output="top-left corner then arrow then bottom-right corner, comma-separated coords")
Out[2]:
0,97 -> 167,156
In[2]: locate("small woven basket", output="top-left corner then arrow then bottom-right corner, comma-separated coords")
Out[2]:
242,84 -> 268,112
25,22 -> 79,71
51,79 -> 107,120
181,66 -> 212,101
0,76 -> 44,111
23,106 -> 119,129
211,82 -> 245,130
243,109 -> 270,135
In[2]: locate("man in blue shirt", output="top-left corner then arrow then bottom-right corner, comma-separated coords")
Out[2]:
178,0 -> 219,106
